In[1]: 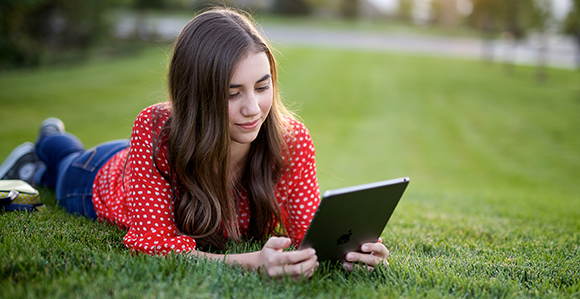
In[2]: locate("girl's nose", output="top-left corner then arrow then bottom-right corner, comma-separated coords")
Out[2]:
241,92 -> 260,116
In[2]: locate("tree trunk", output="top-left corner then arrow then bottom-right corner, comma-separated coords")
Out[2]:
480,14 -> 495,64
575,33 -> 580,70
535,34 -> 548,82
502,32 -> 517,75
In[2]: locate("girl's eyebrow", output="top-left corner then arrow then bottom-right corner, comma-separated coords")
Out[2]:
229,74 -> 271,88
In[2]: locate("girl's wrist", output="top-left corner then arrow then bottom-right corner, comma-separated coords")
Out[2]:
190,249 -> 263,272
222,251 -> 262,271
244,251 -> 262,271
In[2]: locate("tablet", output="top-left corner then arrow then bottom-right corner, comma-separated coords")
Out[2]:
297,177 -> 409,264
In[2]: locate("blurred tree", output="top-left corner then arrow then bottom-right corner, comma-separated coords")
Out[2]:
340,0 -> 359,19
0,0 -> 111,68
430,0 -> 459,27
564,0 -> 580,69
397,0 -> 413,22
0,0 -> 45,68
272,0 -> 312,15
470,0 -> 543,76
524,0 -> 554,81
134,0 -> 169,9
504,0 -> 526,40
132,0 -> 169,40
190,0 -> 235,11
307,0 -> 330,8
469,0 -> 504,63
500,0 -> 528,74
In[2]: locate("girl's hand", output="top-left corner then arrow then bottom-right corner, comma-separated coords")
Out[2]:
256,236 -> 318,279
342,238 -> 389,271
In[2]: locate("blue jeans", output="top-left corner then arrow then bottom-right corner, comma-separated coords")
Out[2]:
35,133 -> 129,219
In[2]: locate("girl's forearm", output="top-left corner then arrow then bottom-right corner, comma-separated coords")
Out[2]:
191,250 -> 261,270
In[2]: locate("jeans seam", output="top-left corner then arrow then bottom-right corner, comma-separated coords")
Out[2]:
71,142 -> 128,172
82,150 -> 97,170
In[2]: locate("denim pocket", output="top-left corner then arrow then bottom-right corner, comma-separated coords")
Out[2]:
70,140 -> 129,172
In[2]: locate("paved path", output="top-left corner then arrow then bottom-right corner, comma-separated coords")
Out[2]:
116,16 -> 578,70
263,26 -> 577,70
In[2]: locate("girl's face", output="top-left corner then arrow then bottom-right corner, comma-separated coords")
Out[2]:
228,51 -> 273,148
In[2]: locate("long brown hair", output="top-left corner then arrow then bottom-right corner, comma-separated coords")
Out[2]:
157,8 -> 292,250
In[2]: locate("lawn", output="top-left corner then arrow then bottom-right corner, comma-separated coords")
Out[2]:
1,43 -> 579,298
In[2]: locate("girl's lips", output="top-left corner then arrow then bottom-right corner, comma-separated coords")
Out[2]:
236,119 -> 260,130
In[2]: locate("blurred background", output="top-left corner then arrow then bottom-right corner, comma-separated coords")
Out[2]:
1,0 -> 579,201
1,0 -> 579,72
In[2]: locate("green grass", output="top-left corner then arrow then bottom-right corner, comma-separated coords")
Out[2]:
1,44 -> 579,298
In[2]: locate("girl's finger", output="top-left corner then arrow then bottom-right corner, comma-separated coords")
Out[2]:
283,250 -> 315,267
266,255 -> 318,278
361,242 -> 389,257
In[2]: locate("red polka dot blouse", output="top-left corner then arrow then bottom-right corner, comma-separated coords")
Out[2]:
92,103 -> 320,255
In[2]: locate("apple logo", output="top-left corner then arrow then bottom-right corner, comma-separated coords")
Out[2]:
336,229 -> 353,246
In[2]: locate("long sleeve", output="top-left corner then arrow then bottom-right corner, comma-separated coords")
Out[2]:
122,105 -> 197,255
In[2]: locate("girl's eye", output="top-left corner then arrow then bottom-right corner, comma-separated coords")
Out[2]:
229,92 -> 239,99
256,85 -> 270,92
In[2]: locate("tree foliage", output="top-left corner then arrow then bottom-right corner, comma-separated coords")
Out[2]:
564,0 -> 580,34
339,0 -> 359,19
134,0 -> 169,10
271,0 -> 312,16
0,0 -> 45,68
468,0 -> 534,39
563,0 -> 580,68
0,0 -> 111,69
430,0 -> 460,27
397,0 -> 413,22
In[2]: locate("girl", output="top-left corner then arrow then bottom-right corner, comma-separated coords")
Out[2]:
0,8 -> 389,279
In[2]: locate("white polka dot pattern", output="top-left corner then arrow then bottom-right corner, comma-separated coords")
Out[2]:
92,103 -> 320,255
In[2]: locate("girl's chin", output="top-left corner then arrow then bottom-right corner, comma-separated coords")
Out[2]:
231,132 -> 260,145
